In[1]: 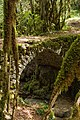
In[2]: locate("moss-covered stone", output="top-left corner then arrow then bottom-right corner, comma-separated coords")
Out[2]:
19,34 -> 80,100
54,36 -> 80,90
37,49 -> 62,68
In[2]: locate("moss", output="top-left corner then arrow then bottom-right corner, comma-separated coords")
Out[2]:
58,35 -> 77,42
50,35 -> 80,106
55,36 -> 80,83
28,80 -> 40,92
23,79 -> 40,93
70,90 -> 80,120
41,40 -> 60,50
75,90 -> 80,101
33,86 -> 50,99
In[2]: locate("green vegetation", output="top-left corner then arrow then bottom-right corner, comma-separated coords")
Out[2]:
0,0 -> 3,24
0,0 -> 80,36
36,102 -> 48,116
17,11 -> 44,35
0,0 -> 3,38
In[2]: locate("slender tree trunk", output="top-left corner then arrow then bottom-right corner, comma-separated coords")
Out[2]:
10,2 -> 19,119
67,0 -> 71,18
30,0 -> 34,14
0,0 -> 19,119
0,0 -> 12,119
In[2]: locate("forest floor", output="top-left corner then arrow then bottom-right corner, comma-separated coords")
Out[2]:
13,17 -> 80,120
14,95 -> 74,120
14,99 -> 43,120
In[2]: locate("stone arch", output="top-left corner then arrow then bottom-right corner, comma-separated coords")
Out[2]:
0,35 -> 79,99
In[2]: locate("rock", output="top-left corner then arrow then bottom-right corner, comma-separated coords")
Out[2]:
20,59 -> 36,82
55,117 -> 65,120
37,65 -> 57,87
76,96 -> 80,107
37,49 -> 62,68
54,95 -> 73,119
54,110 -> 71,118
76,96 -> 80,117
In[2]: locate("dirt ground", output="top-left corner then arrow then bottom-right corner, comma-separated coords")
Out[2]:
14,105 -> 42,120
14,99 -> 43,120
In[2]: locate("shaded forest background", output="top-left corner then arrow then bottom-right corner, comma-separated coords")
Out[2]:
0,0 -> 80,37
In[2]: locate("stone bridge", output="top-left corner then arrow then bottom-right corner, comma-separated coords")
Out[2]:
0,35 -> 80,99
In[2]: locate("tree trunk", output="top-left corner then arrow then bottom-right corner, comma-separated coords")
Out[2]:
67,0 -> 71,18
0,0 -> 19,119
43,36 -> 80,119
30,0 -> 34,14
